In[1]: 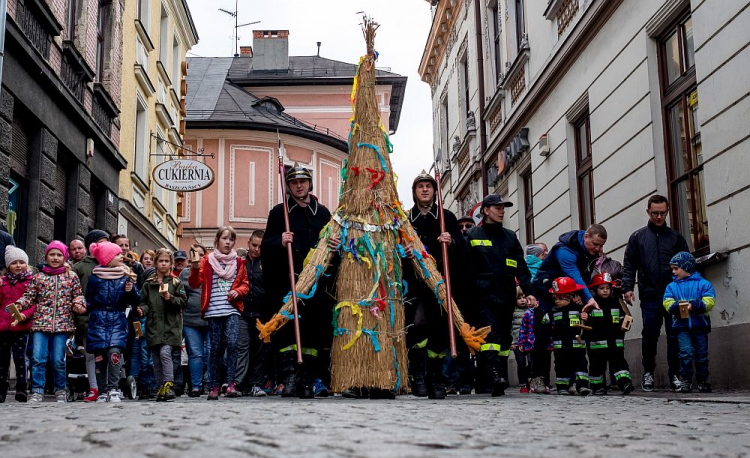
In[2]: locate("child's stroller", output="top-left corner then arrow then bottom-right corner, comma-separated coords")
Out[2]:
65,337 -> 138,401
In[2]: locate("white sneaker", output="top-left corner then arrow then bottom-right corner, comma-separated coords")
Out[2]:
642,372 -> 655,392
107,390 -> 122,403
29,392 -> 44,403
250,385 -> 267,397
96,394 -> 108,403
55,390 -> 67,403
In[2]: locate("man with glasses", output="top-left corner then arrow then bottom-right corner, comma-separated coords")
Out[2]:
457,216 -> 475,235
622,195 -> 689,392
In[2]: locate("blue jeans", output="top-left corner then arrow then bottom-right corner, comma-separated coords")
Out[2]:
31,332 -> 67,394
640,299 -> 679,377
677,331 -> 709,383
130,322 -> 156,390
184,325 -> 210,390
207,315 -> 239,390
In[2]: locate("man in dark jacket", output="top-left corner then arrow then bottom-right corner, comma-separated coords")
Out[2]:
466,194 -> 535,397
622,195 -> 689,392
403,171 -> 470,399
529,224 -> 607,393
235,230 -> 272,396
261,164 -> 339,398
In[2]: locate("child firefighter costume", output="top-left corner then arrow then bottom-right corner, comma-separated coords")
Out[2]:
257,17 -> 490,394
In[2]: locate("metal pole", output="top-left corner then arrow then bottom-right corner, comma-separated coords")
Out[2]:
434,166 -> 458,358
278,133 -> 303,365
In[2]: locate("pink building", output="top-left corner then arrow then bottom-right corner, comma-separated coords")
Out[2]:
180,30 -> 407,250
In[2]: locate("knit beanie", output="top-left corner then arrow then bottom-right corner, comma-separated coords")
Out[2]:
670,251 -> 696,274
45,240 -> 69,262
84,229 -> 110,251
90,241 -> 122,267
5,246 -> 29,267
526,244 -> 545,258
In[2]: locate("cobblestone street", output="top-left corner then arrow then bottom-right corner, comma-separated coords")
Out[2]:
2,391 -> 749,457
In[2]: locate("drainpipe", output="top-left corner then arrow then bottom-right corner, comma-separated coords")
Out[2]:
474,0 -> 488,197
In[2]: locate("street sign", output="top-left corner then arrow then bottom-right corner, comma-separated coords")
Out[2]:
470,201 -> 482,225
152,159 -> 215,191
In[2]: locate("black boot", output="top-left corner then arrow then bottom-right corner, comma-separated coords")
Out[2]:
479,350 -> 508,397
299,355 -> 318,399
0,381 -> 8,403
280,351 -> 300,398
299,353 -> 316,399
427,355 -> 446,399
408,347 -> 428,397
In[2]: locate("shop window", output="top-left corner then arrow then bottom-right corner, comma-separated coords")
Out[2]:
522,168 -> 534,243
6,176 -> 27,249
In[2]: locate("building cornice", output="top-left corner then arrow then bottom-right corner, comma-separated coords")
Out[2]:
418,0 -> 464,84
483,0 -> 623,165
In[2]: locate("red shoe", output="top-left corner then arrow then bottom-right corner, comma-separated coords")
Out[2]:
519,387 -> 530,394
207,387 -> 220,400
83,388 -> 99,402
225,383 -> 240,398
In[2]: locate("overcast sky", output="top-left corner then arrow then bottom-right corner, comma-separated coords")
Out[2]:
185,0 -> 435,208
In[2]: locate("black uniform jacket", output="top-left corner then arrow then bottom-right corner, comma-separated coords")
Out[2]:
261,195 -> 333,308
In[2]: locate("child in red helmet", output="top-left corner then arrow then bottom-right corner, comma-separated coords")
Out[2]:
547,277 -> 591,396
586,273 -> 634,395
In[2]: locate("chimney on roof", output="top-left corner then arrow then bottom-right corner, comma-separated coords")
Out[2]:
252,30 -> 289,72
240,46 -> 253,57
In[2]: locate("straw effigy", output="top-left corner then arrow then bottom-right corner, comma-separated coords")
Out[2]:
258,17 -> 490,393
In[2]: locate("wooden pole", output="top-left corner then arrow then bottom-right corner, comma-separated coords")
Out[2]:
434,167 -> 458,358
278,137 -> 303,365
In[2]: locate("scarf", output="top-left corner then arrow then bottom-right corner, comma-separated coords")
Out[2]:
208,250 -> 238,281
4,271 -> 32,285
92,265 -> 131,280
42,265 -> 67,276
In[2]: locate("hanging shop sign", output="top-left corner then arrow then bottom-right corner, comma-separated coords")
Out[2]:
153,159 -> 215,191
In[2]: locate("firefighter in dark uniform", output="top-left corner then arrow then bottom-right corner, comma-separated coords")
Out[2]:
261,163 -> 340,398
585,273 -> 635,394
547,277 -> 591,395
403,170 -> 469,399
465,194 -> 536,396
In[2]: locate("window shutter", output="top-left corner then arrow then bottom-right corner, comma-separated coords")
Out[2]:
10,118 -> 29,177
56,164 -> 67,209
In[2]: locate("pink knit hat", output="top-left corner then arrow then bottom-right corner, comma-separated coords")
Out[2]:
45,240 -> 69,262
90,241 -> 122,267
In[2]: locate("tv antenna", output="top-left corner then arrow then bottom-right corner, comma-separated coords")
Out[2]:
219,1 -> 260,57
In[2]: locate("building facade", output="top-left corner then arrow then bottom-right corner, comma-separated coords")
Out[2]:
421,0 -> 750,387
179,30 -> 407,250
1,0 -> 124,263
116,0 -> 197,252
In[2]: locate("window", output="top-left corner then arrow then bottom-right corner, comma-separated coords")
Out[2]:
137,0 -> 150,33
95,0 -> 108,82
159,4 -> 169,63
491,4 -> 503,83
67,0 -> 77,40
574,112 -> 594,229
134,96 -> 148,179
441,97 -> 449,159
461,56 -> 470,133
522,168 -> 534,243
659,13 -> 707,253
515,0 -> 526,53
172,35 -> 181,87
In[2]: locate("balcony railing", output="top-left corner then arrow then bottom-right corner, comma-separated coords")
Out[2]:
61,56 -> 86,104
92,95 -> 113,136
16,1 -> 52,58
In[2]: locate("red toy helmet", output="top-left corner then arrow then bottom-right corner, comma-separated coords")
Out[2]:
588,272 -> 614,289
549,277 -> 585,295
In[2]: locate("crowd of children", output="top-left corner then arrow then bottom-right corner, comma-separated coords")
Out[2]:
0,232 -> 716,402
